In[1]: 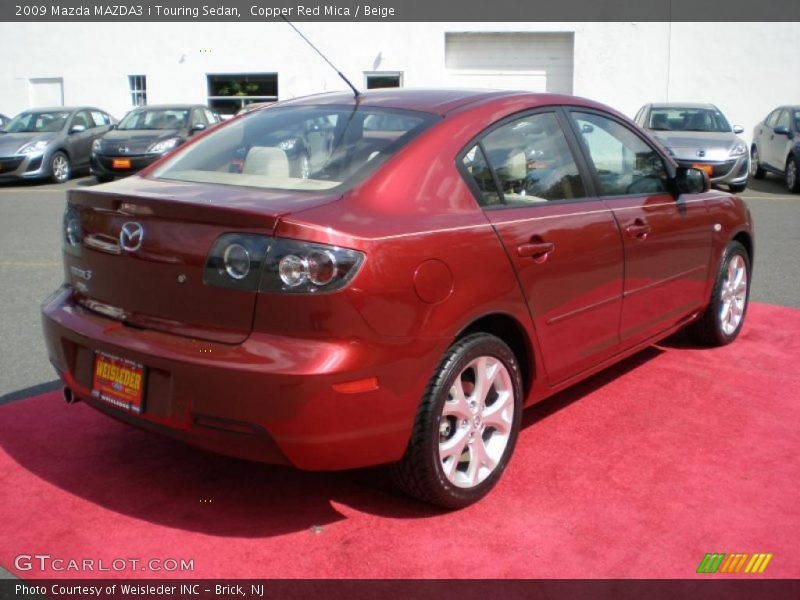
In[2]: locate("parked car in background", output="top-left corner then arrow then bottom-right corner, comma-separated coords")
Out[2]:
0,113 -> 9,130
0,107 -> 114,183
91,105 -> 220,182
236,101 -> 272,116
750,105 -> 800,193
634,103 -> 749,193
43,89 -> 753,508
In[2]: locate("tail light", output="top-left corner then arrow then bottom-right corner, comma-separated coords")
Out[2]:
204,235 -> 364,294
63,203 -> 83,257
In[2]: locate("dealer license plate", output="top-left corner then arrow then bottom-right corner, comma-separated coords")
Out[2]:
92,351 -> 145,413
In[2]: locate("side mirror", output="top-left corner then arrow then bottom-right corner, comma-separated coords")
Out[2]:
69,124 -> 86,134
191,123 -> 206,133
774,125 -> 790,136
581,123 -> 594,134
675,166 -> 710,194
108,123 -> 117,130
732,125 -> 744,134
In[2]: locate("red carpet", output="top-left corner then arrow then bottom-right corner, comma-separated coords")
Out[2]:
1,303 -> 798,579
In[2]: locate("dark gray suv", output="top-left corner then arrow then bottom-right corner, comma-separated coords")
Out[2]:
0,107 -> 115,184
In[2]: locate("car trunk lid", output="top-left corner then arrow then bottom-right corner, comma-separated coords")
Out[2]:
65,177 -> 339,344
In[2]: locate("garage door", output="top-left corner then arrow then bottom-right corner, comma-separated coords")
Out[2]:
445,32 -> 574,94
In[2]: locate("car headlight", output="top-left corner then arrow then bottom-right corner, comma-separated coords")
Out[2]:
17,140 -> 49,155
729,143 -> 747,157
147,138 -> 180,154
92,139 -> 102,154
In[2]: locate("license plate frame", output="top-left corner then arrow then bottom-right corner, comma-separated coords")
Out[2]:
91,351 -> 146,413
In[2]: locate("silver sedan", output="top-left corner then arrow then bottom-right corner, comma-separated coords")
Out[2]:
634,103 -> 749,193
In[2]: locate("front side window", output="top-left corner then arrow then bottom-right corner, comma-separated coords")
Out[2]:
571,111 -> 668,197
90,111 -> 110,127
153,105 -> 438,192
765,110 -> 780,128
776,110 -> 791,130
5,111 -> 70,133
467,112 -> 585,207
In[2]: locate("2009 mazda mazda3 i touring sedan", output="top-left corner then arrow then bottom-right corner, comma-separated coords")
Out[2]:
42,89 -> 754,508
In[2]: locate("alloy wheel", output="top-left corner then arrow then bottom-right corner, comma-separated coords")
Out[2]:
52,154 -> 70,183
787,159 -> 797,191
750,149 -> 760,177
438,356 -> 515,488
719,254 -> 748,336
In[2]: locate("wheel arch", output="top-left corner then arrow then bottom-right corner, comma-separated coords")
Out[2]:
732,230 -> 753,265
455,312 -> 534,397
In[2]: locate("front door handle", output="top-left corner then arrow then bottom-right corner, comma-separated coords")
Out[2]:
517,241 -> 555,259
624,220 -> 651,240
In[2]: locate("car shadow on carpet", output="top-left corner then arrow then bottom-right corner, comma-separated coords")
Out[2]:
0,347 -> 665,538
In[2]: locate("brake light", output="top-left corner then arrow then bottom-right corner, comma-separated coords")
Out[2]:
203,235 -> 364,294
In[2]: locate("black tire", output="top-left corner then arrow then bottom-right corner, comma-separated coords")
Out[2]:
50,151 -> 71,184
728,183 -> 747,193
785,156 -> 800,193
686,240 -> 751,346
391,333 -> 523,509
750,146 -> 766,179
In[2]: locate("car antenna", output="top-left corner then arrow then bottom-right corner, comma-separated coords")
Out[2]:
280,16 -> 361,100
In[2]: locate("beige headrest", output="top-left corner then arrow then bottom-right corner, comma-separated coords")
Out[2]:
243,146 -> 290,178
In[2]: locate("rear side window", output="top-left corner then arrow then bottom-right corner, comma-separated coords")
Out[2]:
462,112 -> 586,207
461,145 -> 500,205
153,105 -> 438,191
570,111 -> 668,197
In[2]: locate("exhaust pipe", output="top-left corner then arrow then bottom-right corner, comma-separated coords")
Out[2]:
63,386 -> 79,405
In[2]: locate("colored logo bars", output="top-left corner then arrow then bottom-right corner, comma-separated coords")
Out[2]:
697,553 -> 773,574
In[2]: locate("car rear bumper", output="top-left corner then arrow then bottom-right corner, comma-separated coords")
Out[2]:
41,286 -> 442,470
91,153 -> 159,178
0,152 -> 50,181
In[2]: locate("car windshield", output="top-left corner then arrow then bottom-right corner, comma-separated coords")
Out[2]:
118,109 -> 190,130
648,107 -> 731,133
4,111 -> 71,133
152,105 -> 439,191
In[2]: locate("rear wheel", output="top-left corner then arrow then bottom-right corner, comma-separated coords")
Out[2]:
786,156 -> 800,193
750,147 -> 765,179
687,240 -> 750,346
391,333 -> 523,509
728,183 -> 747,193
50,152 -> 71,184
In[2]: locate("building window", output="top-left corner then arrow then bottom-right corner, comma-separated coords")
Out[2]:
128,75 -> 147,107
207,73 -> 278,117
364,72 -> 403,89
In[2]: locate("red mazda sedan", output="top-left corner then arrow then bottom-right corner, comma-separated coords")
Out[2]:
42,89 -> 753,508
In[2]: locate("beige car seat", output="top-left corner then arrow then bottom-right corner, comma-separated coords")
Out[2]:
243,147 -> 290,178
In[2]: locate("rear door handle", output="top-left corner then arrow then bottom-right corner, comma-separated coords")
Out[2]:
517,241 -> 555,259
624,220 -> 651,240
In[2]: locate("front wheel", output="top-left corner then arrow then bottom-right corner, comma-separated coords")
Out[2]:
786,156 -> 800,193
728,183 -> 747,193
750,147 -> 765,179
686,240 -> 751,346
50,151 -> 71,184
391,333 -> 523,509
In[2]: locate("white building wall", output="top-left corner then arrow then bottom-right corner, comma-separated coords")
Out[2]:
0,21 -> 797,143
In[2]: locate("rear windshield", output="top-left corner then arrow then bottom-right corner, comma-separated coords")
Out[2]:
118,109 -> 190,130
152,105 -> 438,191
647,107 -> 731,133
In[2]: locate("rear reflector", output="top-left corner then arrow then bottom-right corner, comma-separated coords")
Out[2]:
332,377 -> 379,394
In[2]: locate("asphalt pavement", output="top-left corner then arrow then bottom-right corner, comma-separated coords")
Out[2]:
0,175 -> 797,401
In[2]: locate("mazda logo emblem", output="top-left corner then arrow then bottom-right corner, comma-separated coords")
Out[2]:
118,146 -> 129,154
697,149 -> 706,157
119,222 -> 144,252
